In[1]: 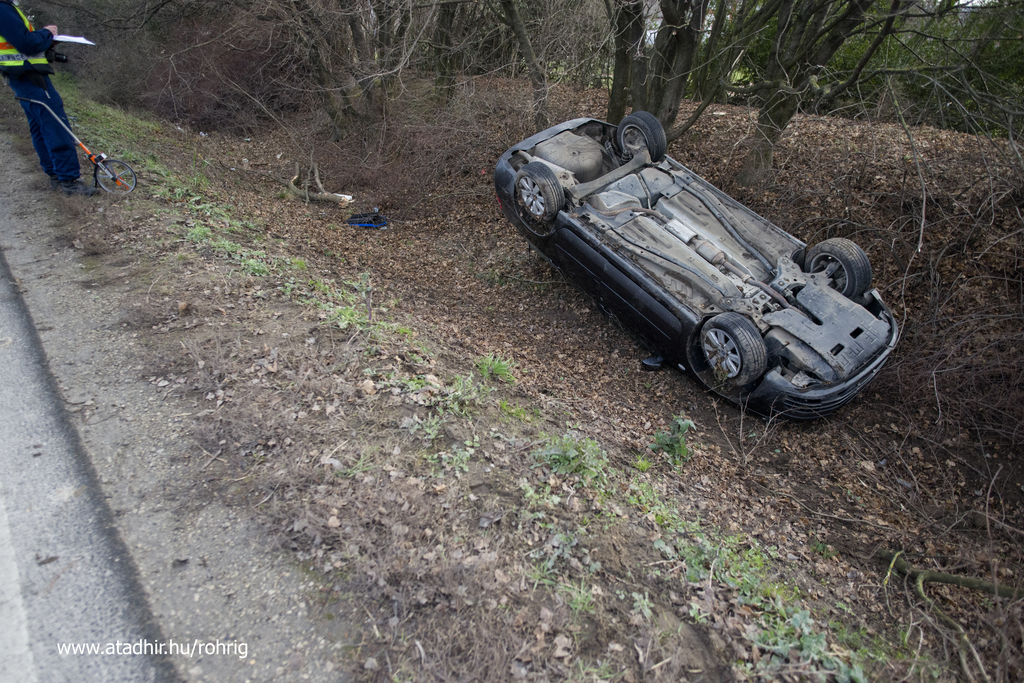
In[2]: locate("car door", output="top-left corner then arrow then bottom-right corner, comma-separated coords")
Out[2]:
553,227 -> 683,354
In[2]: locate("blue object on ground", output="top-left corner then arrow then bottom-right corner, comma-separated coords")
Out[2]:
347,212 -> 387,229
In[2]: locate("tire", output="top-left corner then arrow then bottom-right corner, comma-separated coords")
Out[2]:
700,313 -> 767,386
616,111 -> 667,162
805,238 -> 872,298
95,159 -> 137,194
514,162 -> 564,230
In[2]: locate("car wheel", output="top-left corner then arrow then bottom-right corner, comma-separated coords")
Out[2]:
616,111 -> 667,162
700,313 -> 767,386
805,238 -> 872,298
514,162 -> 564,231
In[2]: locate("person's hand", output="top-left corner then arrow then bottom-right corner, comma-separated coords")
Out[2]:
44,25 -> 59,38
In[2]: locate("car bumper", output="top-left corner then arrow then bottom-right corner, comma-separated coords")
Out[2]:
747,294 -> 899,418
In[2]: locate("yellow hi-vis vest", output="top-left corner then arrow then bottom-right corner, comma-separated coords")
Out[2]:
0,4 -> 48,71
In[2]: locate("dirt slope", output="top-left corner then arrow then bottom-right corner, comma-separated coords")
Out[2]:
2,79 -> 1021,682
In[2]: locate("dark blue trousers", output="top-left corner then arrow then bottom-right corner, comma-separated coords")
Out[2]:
7,74 -> 81,181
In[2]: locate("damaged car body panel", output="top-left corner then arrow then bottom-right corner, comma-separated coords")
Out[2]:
494,114 -> 898,418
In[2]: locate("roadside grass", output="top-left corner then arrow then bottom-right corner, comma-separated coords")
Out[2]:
49,81 -> 296,288
476,353 -> 517,384
54,73 -> 161,159
507,418 -> 896,679
57,75 -> 279,285
632,470 -> 875,682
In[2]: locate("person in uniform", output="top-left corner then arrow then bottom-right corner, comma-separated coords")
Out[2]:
0,0 -> 94,196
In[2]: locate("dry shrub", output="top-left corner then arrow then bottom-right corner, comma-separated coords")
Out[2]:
312,76 -> 538,210
141,16 -> 314,132
304,77 -> 604,213
872,158 -> 1024,449
66,35 -> 152,108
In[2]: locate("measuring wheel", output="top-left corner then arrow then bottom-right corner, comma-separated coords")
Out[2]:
94,158 -> 137,194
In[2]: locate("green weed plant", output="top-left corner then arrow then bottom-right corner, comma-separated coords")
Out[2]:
531,430 -> 608,487
649,415 -> 696,470
476,353 -> 517,384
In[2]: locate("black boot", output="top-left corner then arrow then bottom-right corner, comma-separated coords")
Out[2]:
60,180 -> 97,197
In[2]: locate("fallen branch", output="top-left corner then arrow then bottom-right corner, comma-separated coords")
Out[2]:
881,551 -> 1022,601
883,552 -> 1001,683
227,162 -> 353,206
288,162 -> 352,205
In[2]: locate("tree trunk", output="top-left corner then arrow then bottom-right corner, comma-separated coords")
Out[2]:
628,7 -> 649,112
647,0 -> 711,128
347,9 -> 377,106
375,0 -> 412,96
693,0 -> 729,101
606,0 -> 645,123
434,1 -> 459,97
349,11 -> 372,66
273,0 -> 361,140
306,39 -> 356,140
736,90 -> 799,186
497,0 -> 548,131
736,0 -> 880,186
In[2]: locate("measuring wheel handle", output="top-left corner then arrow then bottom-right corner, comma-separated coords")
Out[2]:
13,96 -> 138,194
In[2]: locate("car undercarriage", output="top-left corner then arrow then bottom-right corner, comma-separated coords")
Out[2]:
495,114 -> 898,417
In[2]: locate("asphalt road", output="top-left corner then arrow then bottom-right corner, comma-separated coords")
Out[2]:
0,201 -> 176,681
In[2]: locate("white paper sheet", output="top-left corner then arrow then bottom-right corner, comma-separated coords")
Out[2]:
53,35 -> 96,46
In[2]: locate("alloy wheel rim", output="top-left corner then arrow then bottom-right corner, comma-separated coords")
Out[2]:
703,328 -> 741,378
518,177 -> 545,217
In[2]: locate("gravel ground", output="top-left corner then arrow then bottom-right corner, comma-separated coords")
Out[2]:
0,123 -> 351,683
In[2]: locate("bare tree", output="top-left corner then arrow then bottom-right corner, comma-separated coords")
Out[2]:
496,0 -> 549,131
605,0 -> 712,126
605,0 -> 646,123
733,0 -> 903,186
645,0 -> 713,125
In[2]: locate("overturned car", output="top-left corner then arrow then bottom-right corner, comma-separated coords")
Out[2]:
494,112 -> 898,418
